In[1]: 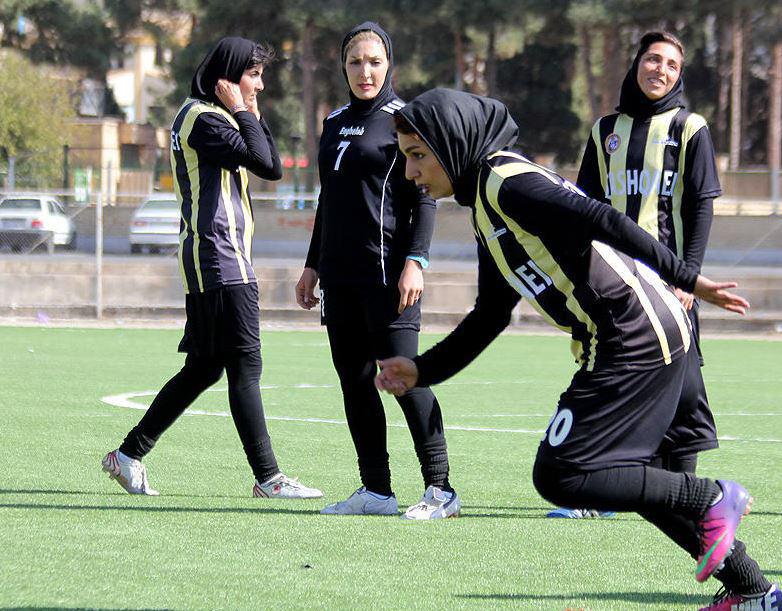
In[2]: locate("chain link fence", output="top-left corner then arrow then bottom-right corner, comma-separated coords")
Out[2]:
1,163 -> 781,323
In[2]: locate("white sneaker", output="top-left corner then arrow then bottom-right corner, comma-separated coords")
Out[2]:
402,485 -> 461,520
320,487 -> 398,515
253,473 -> 323,499
101,449 -> 159,496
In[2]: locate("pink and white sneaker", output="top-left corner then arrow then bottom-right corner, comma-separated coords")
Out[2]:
696,480 -> 752,582
252,473 -> 323,499
699,583 -> 781,610
101,449 -> 159,496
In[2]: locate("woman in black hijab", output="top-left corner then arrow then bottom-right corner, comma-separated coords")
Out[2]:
296,23 -> 460,519
377,88 -> 775,607
570,32 -> 721,518
102,37 -> 323,501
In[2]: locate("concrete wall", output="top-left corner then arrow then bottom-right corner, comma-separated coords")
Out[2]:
1,254 -> 780,334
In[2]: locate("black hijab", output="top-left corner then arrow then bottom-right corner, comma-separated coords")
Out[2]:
190,37 -> 256,107
396,88 -> 519,206
340,21 -> 396,115
616,36 -> 685,119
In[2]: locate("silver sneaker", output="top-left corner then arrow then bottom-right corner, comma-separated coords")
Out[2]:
320,487 -> 398,515
402,485 -> 461,520
101,449 -> 159,496
253,473 -> 323,499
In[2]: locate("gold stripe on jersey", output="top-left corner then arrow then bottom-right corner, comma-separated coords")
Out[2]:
673,113 -> 708,257
639,109 -> 679,239
172,102 -> 189,294
634,261 -> 691,352
174,100 -> 245,293
606,115 -> 634,216
221,169 -> 249,284
178,106 -> 206,292
239,168 -> 253,259
483,154 -> 599,370
471,185 -> 561,331
592,241 -> 673,363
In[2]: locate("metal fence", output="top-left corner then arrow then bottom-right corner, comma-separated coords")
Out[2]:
1,186 -> 781,322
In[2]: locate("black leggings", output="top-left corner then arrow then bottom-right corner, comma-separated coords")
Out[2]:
327,323 -> 450,496
119,349 -> 279,483
533,454 -> 768,595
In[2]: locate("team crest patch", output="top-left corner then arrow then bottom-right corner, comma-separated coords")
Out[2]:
604,133 -> 621,154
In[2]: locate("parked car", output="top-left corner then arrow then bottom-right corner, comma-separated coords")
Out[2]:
129,194 -> 181,254
0,195 -> 76,253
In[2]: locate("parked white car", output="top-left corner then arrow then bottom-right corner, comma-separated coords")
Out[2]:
129,194 -> 181,254
0,195 -> 76,253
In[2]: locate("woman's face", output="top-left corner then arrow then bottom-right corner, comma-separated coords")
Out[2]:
239,65 -> 264,104
398,131 -> 453,199
345,39 -> 389,101
636,41 -> 682,101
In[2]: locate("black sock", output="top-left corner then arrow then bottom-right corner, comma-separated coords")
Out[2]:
665,472 -> 721,517
714,540 -> 772,596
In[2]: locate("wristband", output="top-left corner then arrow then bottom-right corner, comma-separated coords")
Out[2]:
230,103 -> 248,114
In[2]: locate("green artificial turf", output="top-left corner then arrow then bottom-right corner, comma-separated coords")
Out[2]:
0,326 -> 780,610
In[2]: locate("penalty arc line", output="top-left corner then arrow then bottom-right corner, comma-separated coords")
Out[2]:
100,389 -> 544,434
100,388 -> 782,442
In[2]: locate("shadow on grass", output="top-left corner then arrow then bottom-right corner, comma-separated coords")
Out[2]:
0,502 -> 322,516
463,505 -> 782,519
0,488 -> 257,499
456,591 -> 706,605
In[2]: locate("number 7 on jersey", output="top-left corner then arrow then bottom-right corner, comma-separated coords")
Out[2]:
334,140 -> 350,171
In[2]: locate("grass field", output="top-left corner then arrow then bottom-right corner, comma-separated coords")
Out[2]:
1,325 -> 780,610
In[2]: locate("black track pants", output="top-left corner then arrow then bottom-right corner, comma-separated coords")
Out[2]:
119,349 -> 279,483
327,323 -> 450,495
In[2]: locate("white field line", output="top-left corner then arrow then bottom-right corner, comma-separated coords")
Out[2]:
100,387 -> 782,441
100,389 -> 544,434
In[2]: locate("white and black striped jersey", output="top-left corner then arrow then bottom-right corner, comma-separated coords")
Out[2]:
305,98 -> 436,288
170,98 -> 282,293
577,109 -> 721,269
415,152 -> 699,385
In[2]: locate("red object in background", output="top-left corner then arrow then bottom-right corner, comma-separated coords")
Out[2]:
281,156 -> 309,169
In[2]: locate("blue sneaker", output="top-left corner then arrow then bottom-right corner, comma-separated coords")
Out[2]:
546,507 -> 616,518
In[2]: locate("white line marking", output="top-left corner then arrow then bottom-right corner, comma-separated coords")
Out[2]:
99,390 -> 544,433
99,390 -> 782,441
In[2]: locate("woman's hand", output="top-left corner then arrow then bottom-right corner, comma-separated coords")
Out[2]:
397,258 -> 424,314
215,79 -> 245,111
295,268 -> 320,310
674,287 -> 695,311
375,357 -> 418,396
692,275 -> 750,315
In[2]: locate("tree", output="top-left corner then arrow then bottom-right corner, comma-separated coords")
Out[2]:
496,4 -> 581,163
1,0 -> 118,77
0,49 -> 75,187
